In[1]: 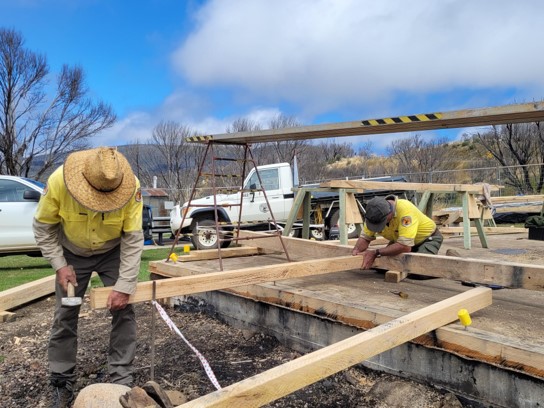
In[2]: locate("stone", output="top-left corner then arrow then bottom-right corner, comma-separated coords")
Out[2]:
73,383 -> 131,408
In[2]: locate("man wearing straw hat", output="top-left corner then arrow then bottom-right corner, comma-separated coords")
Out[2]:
33,147 -> 144,407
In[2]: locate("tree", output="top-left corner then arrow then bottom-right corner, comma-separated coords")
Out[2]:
474,123 -> 544,194
0,28 -> 116,179
140,121 -> 205,205
387,134 -> 450,183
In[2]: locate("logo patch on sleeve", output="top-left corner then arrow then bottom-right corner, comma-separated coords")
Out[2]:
401,216 -> 412,227
135,189 -> 142,202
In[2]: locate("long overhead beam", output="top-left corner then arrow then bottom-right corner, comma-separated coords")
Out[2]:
186,102 -> 544,144
177,287 -> 491,408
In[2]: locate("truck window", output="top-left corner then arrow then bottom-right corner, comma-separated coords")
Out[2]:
0,179 -> 32,202
246,169 -> 279,191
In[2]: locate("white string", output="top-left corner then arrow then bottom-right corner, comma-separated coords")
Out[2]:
152,300 -> 222,390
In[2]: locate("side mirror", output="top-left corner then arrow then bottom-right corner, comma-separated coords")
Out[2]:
23,190 -> 42,202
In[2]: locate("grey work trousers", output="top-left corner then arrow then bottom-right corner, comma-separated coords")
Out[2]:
411,232 -> 443,254
48,245 -> 136,387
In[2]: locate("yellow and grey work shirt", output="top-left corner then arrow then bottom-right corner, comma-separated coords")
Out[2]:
362,197 -> 436,247
33,166 -> 144,294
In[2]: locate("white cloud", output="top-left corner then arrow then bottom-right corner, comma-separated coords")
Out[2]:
173,0 -> 544,115
94,112 -> 155,147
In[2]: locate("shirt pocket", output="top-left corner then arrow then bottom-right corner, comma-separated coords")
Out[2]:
59,210 -> 89,241
59,209 -> 88,224
102,213 -> 124,236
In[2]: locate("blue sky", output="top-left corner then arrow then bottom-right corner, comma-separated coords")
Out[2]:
2,0 -> 544,153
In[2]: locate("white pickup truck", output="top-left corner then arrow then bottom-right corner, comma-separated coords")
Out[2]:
0,175 -> 44,256
170,162 -> 411,250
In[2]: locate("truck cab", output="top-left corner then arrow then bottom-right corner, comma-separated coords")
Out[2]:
170,163 -> 295,249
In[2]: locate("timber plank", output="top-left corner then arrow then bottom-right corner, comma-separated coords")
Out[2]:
492,195 -> 544,204
177,287 -> 492,407
90,255 -> 362,309
319,180 -> 500,194
173,246 -> 265,262
189,102 -> 544,144
440,226 -> 527,235
236,230 -> 352,260
0,311 -> 16,322
0,274 -> 55,311
375,253 -> 544,290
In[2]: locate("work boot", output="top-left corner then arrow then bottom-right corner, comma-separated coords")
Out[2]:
51,383 -> 74,408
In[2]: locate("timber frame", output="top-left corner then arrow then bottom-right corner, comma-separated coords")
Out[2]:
88,233 -> 544,407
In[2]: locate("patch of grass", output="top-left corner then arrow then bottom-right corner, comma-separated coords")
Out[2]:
0,255 -> 53,291
0,248 -> 173,292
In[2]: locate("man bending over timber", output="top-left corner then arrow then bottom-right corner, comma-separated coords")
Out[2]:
352,195 -> 442,269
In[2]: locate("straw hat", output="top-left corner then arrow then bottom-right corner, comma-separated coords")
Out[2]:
63,147 -> 136,213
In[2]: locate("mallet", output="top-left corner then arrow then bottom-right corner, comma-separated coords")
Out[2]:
62,282 -> 82,307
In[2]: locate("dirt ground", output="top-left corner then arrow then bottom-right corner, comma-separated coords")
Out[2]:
0,292 -> 469,408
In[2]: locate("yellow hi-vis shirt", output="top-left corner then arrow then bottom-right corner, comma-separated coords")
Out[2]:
362,197 -> 436,247
33,166 -> 143,294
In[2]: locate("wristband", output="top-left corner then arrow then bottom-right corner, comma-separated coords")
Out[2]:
375,249 -> 382,258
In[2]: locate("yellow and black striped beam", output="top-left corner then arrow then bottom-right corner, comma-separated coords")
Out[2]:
184,101 -> 544,144
361,112 -> 443,126
185,135 -> 213,142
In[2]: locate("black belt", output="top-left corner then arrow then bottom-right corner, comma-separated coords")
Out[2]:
430,228 -> 442,237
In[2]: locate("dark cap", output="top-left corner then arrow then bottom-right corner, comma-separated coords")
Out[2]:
365,197 -> 392,232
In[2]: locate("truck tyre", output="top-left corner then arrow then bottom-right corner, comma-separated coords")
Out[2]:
191,216 -> 231,250
329,209 -> 361,239
309,227 -> 325,240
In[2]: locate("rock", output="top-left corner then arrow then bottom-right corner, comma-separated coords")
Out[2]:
364,379 -> 434,408
73,383 -> 131,408
119,386 -> 160,408
165,390 -> 188,405
441,391 -> 463,408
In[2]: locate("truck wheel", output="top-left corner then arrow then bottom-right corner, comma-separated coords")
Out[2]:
191,217 -> 231,250
287,228 -> 301,238
329,209 -> 360,239
309,227 -> 324,240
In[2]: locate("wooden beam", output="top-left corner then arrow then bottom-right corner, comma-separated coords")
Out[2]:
236,230 -> 352,260
0,274 -> 55,311
491,195 -> 544,204
319,180 -> 500,194
0,311 -> 16,322
177,287 -> 492,408
90,255 -> 362,309
187,102 -> 544,144
375,253 -> 544,290
172,246 -> 265,262
440,226 -> 527,235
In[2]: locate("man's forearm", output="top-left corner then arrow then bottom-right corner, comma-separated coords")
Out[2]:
377,242 -> 411,257
115,230 -> 144,295
32,219 -> 67,271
